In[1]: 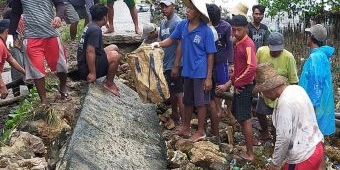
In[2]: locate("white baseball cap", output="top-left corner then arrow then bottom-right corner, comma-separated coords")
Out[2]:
160,0 -> 175,6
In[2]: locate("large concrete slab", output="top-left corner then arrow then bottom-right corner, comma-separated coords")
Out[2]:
56,80 -> 167,170
102,0 -> 151,44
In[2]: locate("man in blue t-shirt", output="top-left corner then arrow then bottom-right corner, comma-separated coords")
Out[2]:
151,0 -> 216,142
77,4 -> 121,96
158,0 -> 183,125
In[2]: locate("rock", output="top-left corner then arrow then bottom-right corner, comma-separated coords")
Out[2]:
180,162 -> 203,170
188,141 -> 228,170
56,81 -> 167,170
165,118 -> 176,130
219,143 -> 233,154
175,139 -> 194,153
17,157 -> 48,170
190,119 -> 198,129
9,131 -> 46,155
162,130 -> 173,140
168,150 -> 188,168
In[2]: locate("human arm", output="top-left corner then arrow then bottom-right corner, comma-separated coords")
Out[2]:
52,0 -> 65,28
263,26 -> 271,46
225,23 -> 234,64
204,53 -> 214,91
271,102 -> 293,167
233,46 -> 257,89
8,0 -> 23,48
171,40 -> 182,78
0,74 -> 8,99
86,45 -> 96,82
7,54 -> 25,75
287,56 -> 299,84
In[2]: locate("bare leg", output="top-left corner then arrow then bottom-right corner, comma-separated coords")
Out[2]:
177,92 -> 184,122
34,77 -> 47,104
175,105 -> 192,137
129,7 -> 140,34
208,100 -> 219,137
105,3 -> 114,33
191,105 -> 206,142
103,45 -> 120,96
257,114 -> 270,140
70,21 -> 78,40
242,119 -> 254,160
57,72 -> 68,99
214,97 -> 223,118
170,93 -> 180,123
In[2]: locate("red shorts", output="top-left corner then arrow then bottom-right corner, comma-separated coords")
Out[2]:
23,37 -> 68,79
282,142 -> 323,170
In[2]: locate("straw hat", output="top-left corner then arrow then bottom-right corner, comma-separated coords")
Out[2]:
253,63 -> 287,93
183,0 -> 210,23
231,3 -> 248,17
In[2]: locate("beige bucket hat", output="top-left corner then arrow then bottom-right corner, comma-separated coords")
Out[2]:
231,3 -> 248,17
183,0 -> 210,23
253,63 -> 287,93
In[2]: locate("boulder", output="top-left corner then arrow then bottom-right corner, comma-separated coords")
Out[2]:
167,150 -> 188,168
9,131 -> 46,155
175,139 -> 194,153
56,81 -> 167,170
188,141 -> 228,170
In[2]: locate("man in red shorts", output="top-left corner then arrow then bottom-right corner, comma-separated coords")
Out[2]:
8,0 -> 69,104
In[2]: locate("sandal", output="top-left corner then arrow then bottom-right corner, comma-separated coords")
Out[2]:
57,88 -> 72,101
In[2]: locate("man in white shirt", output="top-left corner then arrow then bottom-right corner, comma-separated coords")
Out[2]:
253,63 -> 324,170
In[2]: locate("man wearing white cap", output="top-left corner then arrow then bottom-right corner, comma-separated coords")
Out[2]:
299,24 -> 336,136
151,0 -> 216,142
254,63 -> 324,170
158,0 -> 184,126
255,32 -> 298,142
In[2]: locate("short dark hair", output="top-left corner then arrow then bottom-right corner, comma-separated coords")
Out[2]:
0,27 -> 7,34
252,5 -> 265,14
206,4 -> 221,26
231,15 -> 248,27
90,4 -> 108,21
311,35 -> 325,47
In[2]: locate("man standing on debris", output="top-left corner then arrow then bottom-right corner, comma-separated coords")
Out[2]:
64,0 -> 89,40
8,0 -> 69,104
150,0 -> 216,142
253,63 -> 324,170
0,19 -> 25,99
248,5 -> 270,50
255,32 -> 298,142
216,15 -> 257,161
77,4 -> 121,96
158,0 -> 184,126
105,0 -> 140,34
299,24 -> 335,135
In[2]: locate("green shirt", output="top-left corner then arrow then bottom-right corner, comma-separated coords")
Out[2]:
257,46 -> 299,108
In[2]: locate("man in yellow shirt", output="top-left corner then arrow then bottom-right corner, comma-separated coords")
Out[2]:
255,32 -> 298,141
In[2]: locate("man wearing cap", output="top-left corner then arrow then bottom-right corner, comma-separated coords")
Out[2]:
248,5 -> 270,50
300,24 -> 335,136
150,0 -> 216,142
8,0 -> 69,104
158,0 -> 184,125
254,63 -> 324,170
0,19 -> 25,99
255,32 -> 298,141
216,14 -> 257,161
141,23 -> 158,44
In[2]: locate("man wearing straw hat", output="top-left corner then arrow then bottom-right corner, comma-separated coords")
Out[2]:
150,0 -> 216,142
254,63 -> 324,170
255,32 -> 298,142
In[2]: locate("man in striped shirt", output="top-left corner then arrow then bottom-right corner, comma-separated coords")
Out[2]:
8,0 -> 69,104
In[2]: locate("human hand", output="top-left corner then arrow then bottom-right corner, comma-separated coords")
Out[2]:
234,86 -> 245,95
0,85 -> 8,99
150,42 -> 160,49
51,16 -> 62,28
228,64 -> 234,77
6,35 -> 14,49
86,72 -> 96,83
171,66 -> 179,78
204,78 -> 212,92
216,81 -> 232,94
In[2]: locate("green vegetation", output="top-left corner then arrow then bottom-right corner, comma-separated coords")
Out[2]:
1,87 -> 39,144
60,20 -> 86,42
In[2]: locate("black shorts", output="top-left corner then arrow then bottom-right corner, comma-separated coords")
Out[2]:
255,96 -> 274,115
232,84 -> 254,123
78,54 -> 109,80
183,78 -> 211,106
164,68 -> 183,94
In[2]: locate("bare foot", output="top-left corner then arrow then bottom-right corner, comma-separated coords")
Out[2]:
173,128 -> 191,138
103,82 -> 120,97
190,132 -> 206,142
104,24 -> 114,34
234,152 -> 254,161
135,27 -> 142,35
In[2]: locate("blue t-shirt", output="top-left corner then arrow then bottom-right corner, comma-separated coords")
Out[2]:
159,13 -> 181,71
170,20 -> 216,78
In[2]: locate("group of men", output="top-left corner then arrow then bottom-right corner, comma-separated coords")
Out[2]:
144,1 -> 334,169
0,0 -> 336,169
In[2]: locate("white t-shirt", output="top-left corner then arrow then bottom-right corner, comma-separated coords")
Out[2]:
272,85 -> 324,166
